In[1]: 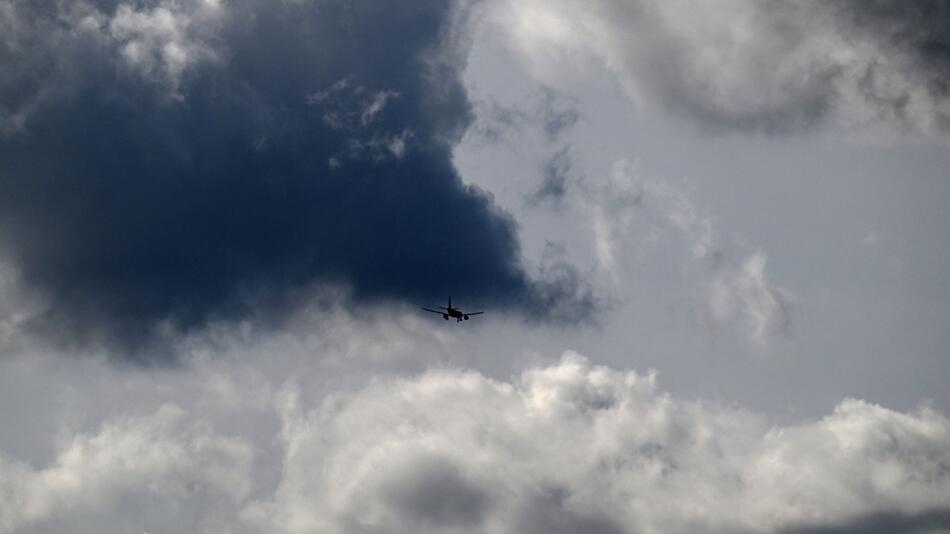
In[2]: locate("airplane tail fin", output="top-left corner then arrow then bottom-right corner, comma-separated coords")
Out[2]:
448,296 -> 452,309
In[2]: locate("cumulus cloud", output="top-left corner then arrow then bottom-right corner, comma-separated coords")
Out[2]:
0,405 -> 252,533
0,0 -> 597,351
0,342 -> 947,534
487,0 -> 950,138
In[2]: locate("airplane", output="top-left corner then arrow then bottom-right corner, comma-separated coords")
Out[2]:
422,296 -> 484,322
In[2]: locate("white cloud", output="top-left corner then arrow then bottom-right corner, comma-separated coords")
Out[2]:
0,404 -> 252,533
862,231 -> 882,248
591,206 -> 616,279
1,335 -> 947,533
231,352 -> 950,533
361,90 -> 400,126
710,252 -> 790,348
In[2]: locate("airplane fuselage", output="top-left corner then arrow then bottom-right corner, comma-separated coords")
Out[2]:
423,297 -> 482,323
443,307 -> 470,321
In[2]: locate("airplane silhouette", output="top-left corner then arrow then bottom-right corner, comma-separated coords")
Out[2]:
422,296 -> 484,322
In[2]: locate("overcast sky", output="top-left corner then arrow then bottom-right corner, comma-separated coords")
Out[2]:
1,1 -> 949,533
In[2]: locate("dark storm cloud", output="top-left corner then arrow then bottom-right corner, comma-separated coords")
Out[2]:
0,0 -> 594,349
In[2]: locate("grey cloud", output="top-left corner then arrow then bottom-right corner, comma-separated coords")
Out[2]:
491,0 -> 950,137
527,146 -> 574,206
527,241 -> 602,324
470,98 -> 532,143
471,86 -> 581,143
515,485 -> 624,534
537,87 -> 581,142
832,2 -> 950,82
380,454 -> 491,529
779,508 -> 950,534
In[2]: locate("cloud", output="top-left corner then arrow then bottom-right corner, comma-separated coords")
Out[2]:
527,246 -> 601,324
527,146 -> 574,206
779,508 -> 950,534
466,87 -> 582,208
709,252 -> 792,348
536,87 -> 581,142
862,231 -> 882,249
469,86 -> 580,144
0,404 -> 252,533
0,0 -> 597,351
1,341 -> 948,533
585,159 -> 792,348
487,0 -> 950,138
107,0 -> 225,97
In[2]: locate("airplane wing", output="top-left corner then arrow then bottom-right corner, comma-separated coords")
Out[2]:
465,311 -> 484,316
422,308 -> 444,314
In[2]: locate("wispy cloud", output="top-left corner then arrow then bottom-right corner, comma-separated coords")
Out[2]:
576,159 -> 793,349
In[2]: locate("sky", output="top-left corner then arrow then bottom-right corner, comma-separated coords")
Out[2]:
0,1 -> 949,533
